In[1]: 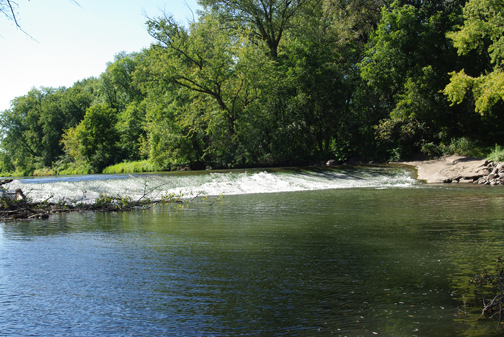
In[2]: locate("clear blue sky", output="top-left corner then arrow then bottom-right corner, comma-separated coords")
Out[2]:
0,0 -> 201,111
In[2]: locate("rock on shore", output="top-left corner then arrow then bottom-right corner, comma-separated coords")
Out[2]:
400,155 -> 504,185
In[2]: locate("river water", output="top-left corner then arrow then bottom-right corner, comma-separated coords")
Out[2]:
1,166 -> 503,336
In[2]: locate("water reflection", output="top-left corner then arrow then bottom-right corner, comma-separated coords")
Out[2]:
0,187 -> 503,335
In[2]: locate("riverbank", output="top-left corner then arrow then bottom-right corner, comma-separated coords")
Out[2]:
398,155 -> 503,184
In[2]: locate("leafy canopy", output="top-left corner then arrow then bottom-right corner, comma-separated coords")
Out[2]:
444,0 -> 504,114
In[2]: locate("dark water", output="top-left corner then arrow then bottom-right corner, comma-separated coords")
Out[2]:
1,169 -> 504,336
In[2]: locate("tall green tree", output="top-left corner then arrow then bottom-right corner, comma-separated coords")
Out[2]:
94,52 -> 149,162
0,88 -> 45,172
116,101 -> 147,162
359,0 -> 482,158
74,103 -> 120,172
0,85 -> 93,172
141,13 -> 276,168
255,0 -> 385,163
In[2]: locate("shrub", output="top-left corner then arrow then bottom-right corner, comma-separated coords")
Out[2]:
421,137 -> 487,159
487,144 -> 504,162
102,160 -> 158,174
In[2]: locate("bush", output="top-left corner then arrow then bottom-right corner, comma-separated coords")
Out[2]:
0,167 -> 35,177
421,137 -> 487,159
102,160 -> 158,174
420,141 -> 443,158
55,161 -> 93,175
487,144 -> 504,162
442,137 -> 486,157
33,168 -> 55,176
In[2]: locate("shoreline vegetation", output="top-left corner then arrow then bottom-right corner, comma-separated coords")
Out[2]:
2,141 -> 504,178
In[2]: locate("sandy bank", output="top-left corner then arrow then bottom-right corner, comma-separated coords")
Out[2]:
398,155 -> 491,184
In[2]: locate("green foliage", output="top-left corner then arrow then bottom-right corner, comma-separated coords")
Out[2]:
60,125 -> 83,162
439,137 -> 486,157
75,103 -> 120,172
444,0 -> 504,114
0,85 -> 94,174
360,0 -> 475,147
159,192 -> 183,205
142,12 -> 278,168
116,101 -> 147,161
419,141 -> 444,158
0,167 -> 35,178
486,144 -> 504,162
420,137 -> 487,158
95,193 -> 134,209
54,159 -> 93,176
374,117 -> 427,160
102,160 -> 157,174
199,0 -> 315,59
100,51 -> 146,111
445,69 -> 504,115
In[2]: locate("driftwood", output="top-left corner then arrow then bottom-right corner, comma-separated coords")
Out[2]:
469,257 -> 504,331
0,196 -> 162,221
0,179 -> 13,186
0,178 -> 186,221
0,178 -> 223,221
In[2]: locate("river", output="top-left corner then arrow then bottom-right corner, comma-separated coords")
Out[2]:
0,166 -> 503,336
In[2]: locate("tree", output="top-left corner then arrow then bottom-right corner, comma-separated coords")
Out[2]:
0,88 -> 44,172
141,12 -> 276,168
60,80 -> 96,130
444,0 -> 504,114
254,0 -> 386,163
0,87 -> 64,170
0,85 -> 94,172
268,23 -> 352,161
74,103 -> 120,172
99,52 -> 145,112
359,0 -> 482,158
322,0 -> 384,45
116,101 -> 147,162
198,0 -> 319,59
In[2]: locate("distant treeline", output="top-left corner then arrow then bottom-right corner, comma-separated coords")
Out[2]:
2,0 -> 503,175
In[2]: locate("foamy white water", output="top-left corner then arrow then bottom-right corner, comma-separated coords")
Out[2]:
4,167 -> 418,203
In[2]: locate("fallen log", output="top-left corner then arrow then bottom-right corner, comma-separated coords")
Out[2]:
0,180 -> 193,221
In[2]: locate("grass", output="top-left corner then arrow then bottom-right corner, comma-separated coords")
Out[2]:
102,160 -> 158,174
31,161 -> 93,176
0,168 -> 35,178
0,160 -> 158,177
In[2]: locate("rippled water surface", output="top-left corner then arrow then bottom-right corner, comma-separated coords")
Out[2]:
1,167 -> 504,336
